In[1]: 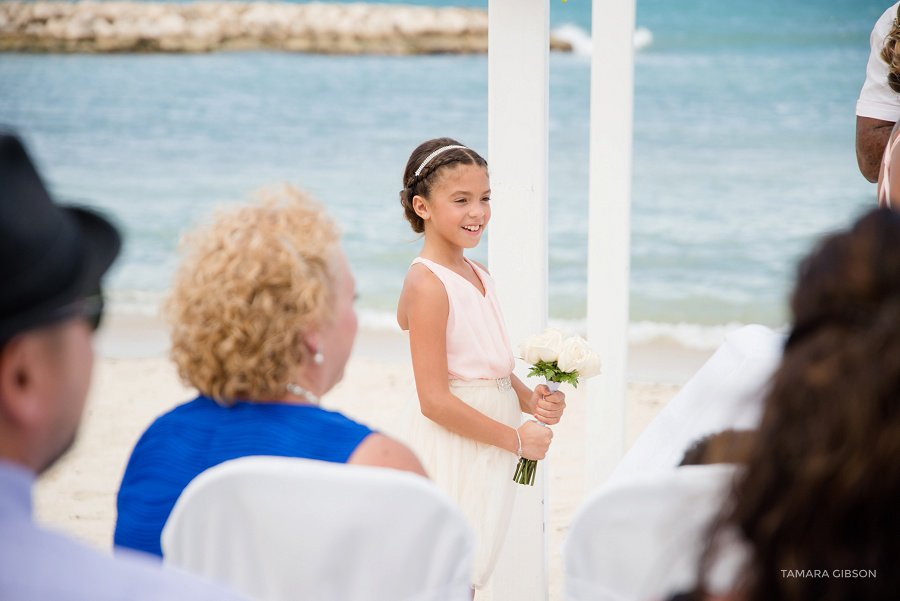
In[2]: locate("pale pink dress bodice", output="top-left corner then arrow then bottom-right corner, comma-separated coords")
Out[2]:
410,257 -> 515,380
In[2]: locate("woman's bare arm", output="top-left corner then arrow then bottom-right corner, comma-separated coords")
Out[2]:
348,433 -> 427,476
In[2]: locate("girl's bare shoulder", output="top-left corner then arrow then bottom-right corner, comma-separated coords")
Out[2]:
398,262 -> 448,329
401,262 -> 445,298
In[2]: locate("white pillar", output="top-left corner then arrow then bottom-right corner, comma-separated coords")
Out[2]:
586,0 -> 636,491
486,0 -> 549,599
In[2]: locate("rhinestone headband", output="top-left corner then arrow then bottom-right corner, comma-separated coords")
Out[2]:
414,145 -> 468,178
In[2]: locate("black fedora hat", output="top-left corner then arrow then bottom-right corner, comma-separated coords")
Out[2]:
0,130 -> 121,343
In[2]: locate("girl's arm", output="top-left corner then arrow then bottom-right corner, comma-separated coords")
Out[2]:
510,374 -> 566,425
511,374 -> 537,414
468,259 -> 566,424
403,267 -> 550,459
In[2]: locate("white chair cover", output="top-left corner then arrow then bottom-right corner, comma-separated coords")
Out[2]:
562,464 -> 746,601
605,324 -> 783,489
162,456 -> 474,601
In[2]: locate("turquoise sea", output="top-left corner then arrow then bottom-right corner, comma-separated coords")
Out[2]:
0,0 -> 889,347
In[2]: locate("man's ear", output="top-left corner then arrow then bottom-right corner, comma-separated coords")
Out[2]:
0,335 -> 48,428
412,195 -> 430,220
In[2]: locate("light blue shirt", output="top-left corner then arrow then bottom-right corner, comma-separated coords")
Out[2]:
0,460 -> 246,601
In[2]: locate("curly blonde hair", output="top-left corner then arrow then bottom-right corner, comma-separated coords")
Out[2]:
165,185 -> 339,405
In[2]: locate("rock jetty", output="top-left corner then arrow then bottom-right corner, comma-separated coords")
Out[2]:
0,2 -> 573,54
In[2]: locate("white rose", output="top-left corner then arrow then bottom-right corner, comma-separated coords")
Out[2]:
578,348 -> 601,379
519,328 -> 565,364
519,335 -> 542,364
557,334 -> 598,376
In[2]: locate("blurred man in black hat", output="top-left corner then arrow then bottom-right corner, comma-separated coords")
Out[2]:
0,131 -> 246,600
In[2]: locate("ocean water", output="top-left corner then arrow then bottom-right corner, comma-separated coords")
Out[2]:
0,0 -> 888,348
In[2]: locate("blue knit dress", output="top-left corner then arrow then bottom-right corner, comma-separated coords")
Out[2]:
114,395 -> 373,557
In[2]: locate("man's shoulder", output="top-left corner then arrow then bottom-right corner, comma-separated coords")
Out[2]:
858,3 -> 900,121
874,3 -> 900,40
105,546 -> 246,601
0,523 -> 243,601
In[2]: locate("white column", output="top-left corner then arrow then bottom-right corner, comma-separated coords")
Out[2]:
486,0 -> 549,599
586,0 -> 636,491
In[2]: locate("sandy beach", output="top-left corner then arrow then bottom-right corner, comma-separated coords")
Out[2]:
34,313 -> 713,600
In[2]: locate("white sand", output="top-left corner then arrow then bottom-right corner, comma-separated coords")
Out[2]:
34,316 -> 711,600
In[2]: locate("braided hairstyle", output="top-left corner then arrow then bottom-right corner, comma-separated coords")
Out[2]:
695,208 -> 900,601
399,137 -> 488,233
881,5 -> 900,93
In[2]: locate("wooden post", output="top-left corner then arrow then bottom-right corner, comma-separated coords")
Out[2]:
485,0 -> 550,599
585,0 -> 636,491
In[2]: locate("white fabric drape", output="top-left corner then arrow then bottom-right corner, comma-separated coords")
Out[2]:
162,456 -> 474,601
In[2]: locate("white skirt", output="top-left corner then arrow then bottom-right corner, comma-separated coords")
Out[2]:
398,378 -> 521,589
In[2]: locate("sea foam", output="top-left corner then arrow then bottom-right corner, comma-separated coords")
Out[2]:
550,24 -> 654,57
357,309 -> 782,352
107,296 -> 777,353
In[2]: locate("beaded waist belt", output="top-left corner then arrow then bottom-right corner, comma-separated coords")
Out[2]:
449,376 -> 512,392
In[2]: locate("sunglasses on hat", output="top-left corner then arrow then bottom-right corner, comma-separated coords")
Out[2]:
46,288 -> 105,332
0,288 -> 105,348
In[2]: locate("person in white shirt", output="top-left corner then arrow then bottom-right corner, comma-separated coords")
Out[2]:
857,2 -> 900,182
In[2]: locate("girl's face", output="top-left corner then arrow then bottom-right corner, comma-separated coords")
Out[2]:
419,164 -> 491,249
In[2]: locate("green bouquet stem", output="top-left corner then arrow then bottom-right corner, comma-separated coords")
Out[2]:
512,379 -> 561,486
514,456 -> 539,485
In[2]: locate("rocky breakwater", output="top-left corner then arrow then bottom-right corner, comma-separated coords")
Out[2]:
0,2 -> 573,54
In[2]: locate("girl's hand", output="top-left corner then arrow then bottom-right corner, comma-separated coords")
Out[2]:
518,421 -> 553,460
531,384 -> 566,425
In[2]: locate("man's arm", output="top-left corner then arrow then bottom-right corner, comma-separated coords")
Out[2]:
857,116 -> 896,183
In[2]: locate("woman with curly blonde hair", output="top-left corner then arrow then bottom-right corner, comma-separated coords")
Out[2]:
114,186 -> 424,557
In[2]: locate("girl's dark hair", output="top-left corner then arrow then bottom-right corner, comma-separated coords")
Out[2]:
697,208 -> 900,601
399,137 -> 488,233
882,5 -> 900,93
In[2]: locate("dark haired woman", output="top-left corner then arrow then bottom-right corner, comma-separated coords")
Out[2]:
691,208 -> 900,601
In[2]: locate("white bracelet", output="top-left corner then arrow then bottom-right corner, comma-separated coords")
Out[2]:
515,429 -> 523,458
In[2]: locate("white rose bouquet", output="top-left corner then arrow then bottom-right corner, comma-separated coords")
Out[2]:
515,328 -> 601,485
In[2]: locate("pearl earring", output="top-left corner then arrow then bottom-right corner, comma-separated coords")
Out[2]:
313,350 -> 324,365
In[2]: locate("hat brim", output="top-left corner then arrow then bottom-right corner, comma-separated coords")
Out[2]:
67,205 -> 122,298
0,205 -> 121,342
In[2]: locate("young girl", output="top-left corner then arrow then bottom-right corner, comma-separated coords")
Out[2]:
396,138 -> 566,590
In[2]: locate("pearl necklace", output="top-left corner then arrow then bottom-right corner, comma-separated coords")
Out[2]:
286,383 -> 320,405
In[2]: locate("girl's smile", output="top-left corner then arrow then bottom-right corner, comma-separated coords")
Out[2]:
417,164 -> 491,250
